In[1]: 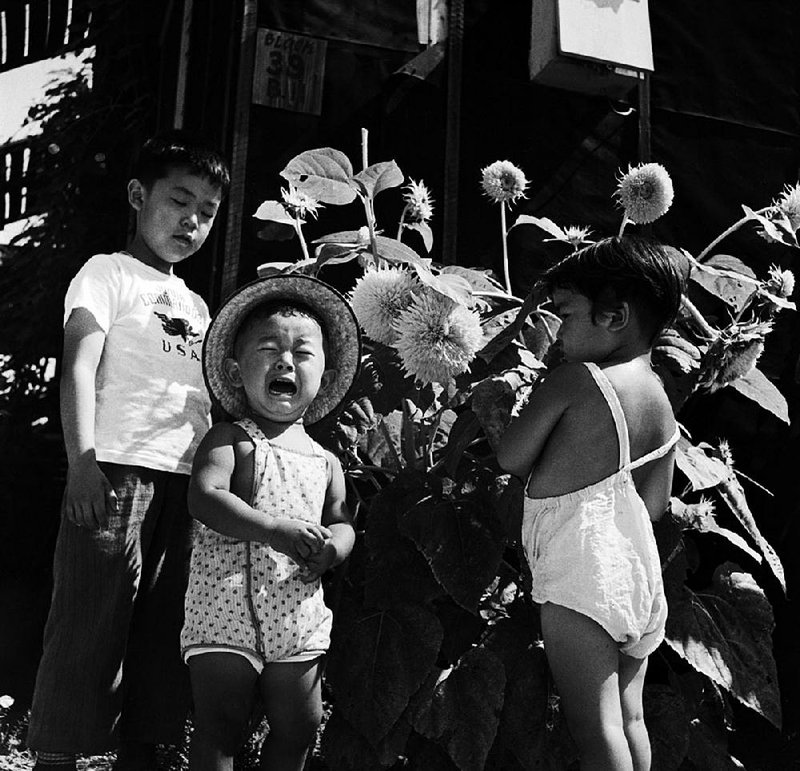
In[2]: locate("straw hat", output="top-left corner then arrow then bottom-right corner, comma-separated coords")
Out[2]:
203,274 -> 361,424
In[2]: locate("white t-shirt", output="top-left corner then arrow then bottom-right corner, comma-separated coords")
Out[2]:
64,252 -> 212,475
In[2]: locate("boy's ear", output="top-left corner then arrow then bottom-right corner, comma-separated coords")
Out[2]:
600,301 -> 631,332
127,179 -> 145,211
318,368 -> 337,395
222,357 -> 243,387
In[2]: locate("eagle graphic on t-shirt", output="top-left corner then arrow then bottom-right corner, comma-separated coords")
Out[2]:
154,312 -> 203,344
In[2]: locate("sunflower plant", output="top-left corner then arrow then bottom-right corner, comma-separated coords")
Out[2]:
253,141 -> 792,770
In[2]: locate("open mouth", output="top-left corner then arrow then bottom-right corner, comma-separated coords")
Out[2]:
268,378 -> 297,396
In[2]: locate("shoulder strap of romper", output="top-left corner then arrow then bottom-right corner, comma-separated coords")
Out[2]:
583,362 -> 630,470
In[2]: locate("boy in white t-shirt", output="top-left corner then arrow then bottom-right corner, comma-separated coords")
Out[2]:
28,130 -> 230,771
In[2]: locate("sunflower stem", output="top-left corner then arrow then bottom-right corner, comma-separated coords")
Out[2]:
294,216 -> 311,262
396,204 -> 410,241
360,127 -> 381,265
681,295 -> 718,339
696,206 -> 771,263
618,215 -> 629,237
500,202 -> 512,295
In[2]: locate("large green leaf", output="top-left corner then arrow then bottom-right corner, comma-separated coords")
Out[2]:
399,494 -> 506,613
487,618 -> 577,770
689,254 -> 758,313
326,601 -> 443,744
405,221 -> 434,252
252,199 -> 296,225
320,709 -> 412,770
280,147 -> 357,204
728,367 -> 789,423
438,410 -> 482,478
410,647 -> 506,771
644,684 -> 690,771
664,562 -> 782,729
363,472 -> 445,607
351,160 -> 404,198
686,718 -> 746,770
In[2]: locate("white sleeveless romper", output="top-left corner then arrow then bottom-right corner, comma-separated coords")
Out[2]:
521,362 -> 679,659
181,418 -> 333,668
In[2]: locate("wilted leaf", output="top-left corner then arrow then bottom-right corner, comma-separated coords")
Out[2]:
664,562 -> 782,729
252,200 -> 296,225
728,367 -> 789,423
352,160 -> 404,198
675,439 -> 730,491
644,684 -> 690,771
399,495 -> 506,613
715,471 -> 786,593
471,374 -> 521,449
411,647 -> 506,771
327,601 -> 443,744
669,498 -> 761,564
280,147 -> 357,204
366,410 -> 404,471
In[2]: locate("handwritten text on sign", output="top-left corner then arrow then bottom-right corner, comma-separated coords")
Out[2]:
252,29 -> 327,115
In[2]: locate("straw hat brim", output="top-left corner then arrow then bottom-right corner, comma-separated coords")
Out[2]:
203,275 -> 361,424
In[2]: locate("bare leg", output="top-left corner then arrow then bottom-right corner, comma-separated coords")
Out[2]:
258,657 -> 324,771
188,653 -> 259,771
619,653 -> 650,771
541,603 -> 633,771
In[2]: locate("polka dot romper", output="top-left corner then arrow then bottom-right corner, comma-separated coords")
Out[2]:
181,418 -> 333,667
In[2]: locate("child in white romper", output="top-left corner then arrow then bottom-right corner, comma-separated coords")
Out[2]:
497,236 -> 685,771
181,275 -> 361,771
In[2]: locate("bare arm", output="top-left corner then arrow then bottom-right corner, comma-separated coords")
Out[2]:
61,308 -> 117,529
632,448 -> 676,522
188,424 -> 331,561
301,452 -> 355,582
495,363 -> 578,480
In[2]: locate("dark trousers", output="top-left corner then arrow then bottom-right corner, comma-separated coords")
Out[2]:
28,464 -> 194,754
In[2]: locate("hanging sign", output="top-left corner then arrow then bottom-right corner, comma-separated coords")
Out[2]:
252,28 -> 327,115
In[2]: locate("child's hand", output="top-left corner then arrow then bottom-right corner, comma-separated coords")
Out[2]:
266,518 -> 331,564
298,539 -> 337,583
64,458 -> 118,530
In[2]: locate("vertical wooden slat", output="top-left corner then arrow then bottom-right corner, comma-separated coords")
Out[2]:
173,0 -> 193,129
442,0 -> 464,265
218,0 -> 257,304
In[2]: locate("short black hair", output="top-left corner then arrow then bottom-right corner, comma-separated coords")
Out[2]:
233,301 -> 329,357
132,129 -> 230,194
541,235 -> 686,340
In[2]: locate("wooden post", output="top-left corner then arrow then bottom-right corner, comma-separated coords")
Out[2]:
442,0 -> 464,265
638,71 -> 651,163
218,0 -> 258,305
173,0 -> 193,129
